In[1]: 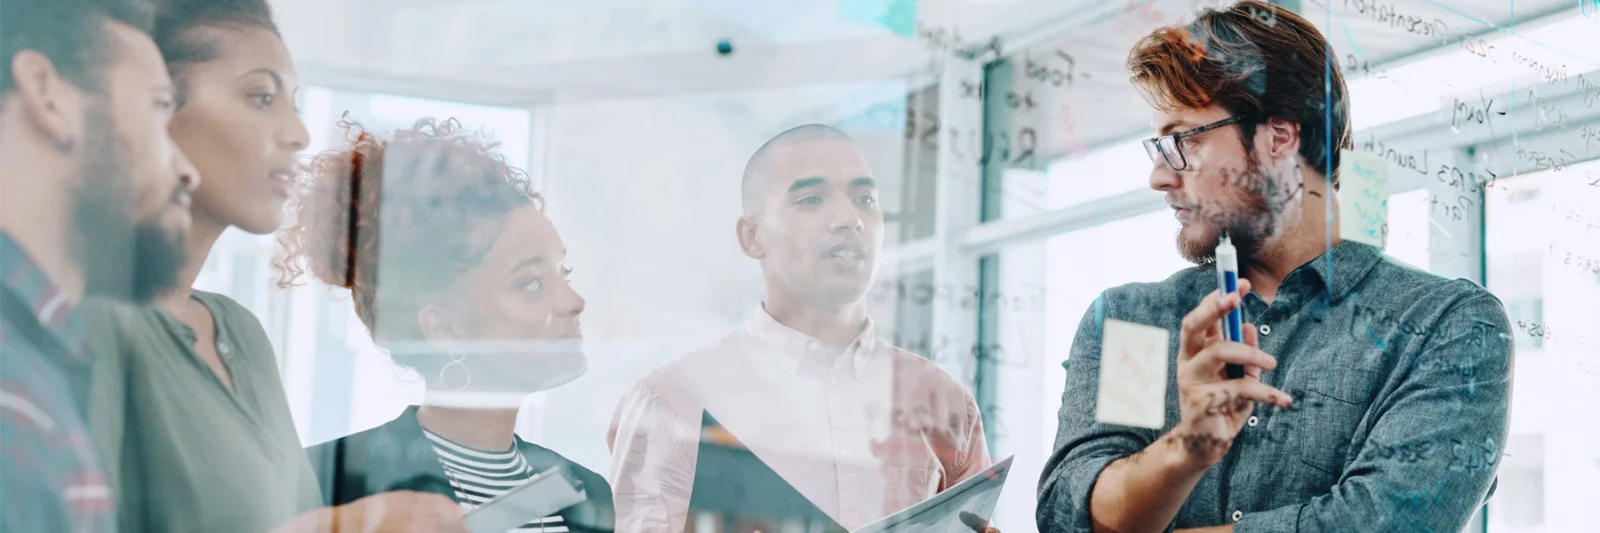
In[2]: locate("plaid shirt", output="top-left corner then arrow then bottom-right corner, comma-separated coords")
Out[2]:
1,231 -> 114,532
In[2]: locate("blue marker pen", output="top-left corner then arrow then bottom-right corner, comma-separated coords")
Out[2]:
1216,232 -> 1246,379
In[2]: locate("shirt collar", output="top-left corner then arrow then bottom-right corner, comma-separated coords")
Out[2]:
0,231 -> 87,363
1299,240 -> 1385,303
742,304 -> 876,380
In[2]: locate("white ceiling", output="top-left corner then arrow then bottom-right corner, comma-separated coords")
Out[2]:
273,0 -> 1600,170
274,0 -> 1091,106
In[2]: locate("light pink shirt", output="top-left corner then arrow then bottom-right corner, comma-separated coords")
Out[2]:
606,307 -> 990,532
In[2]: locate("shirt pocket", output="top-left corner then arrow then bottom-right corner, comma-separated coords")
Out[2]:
1278,365 -> 1383,490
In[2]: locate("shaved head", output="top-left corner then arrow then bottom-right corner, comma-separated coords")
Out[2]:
741,123 -> 855,216
733,122 -> 880,311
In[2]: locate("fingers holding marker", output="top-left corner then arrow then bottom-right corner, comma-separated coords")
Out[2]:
1180,288 -> 1241,357
1191,340 -> 1277,377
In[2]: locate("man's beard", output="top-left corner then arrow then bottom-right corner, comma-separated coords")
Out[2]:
1176,156 -> 1285,268
73,103 -> 187,303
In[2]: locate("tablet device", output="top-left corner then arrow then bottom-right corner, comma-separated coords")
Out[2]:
462,466 -> 587,533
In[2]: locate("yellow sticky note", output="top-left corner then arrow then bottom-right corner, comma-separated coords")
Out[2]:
1097,319 -> 1170,430
1338,149 -> 1390,248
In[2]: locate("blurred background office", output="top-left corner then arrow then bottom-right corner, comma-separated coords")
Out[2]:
190,0 -> 1600,531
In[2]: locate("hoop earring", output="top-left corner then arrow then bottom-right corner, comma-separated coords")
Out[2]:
439,352 -> 470,392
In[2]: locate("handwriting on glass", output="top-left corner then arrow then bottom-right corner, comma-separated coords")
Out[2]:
915,23 -> 1003,62
1510,50 -> 1570,85
1576,75 -> 1600,108
1528,90 -> 1571,131
1460,37 -> 1496,62
1341,0 -> 1449,42
1450,91 -> 1504,131
1345,54 -> 1392,82
1023,50 -> 1090,89
1552,202 -> 1600,231
1547,242 -> 1600,275
1435,164 -> 1499,194
1516,146 -> 1575,173
899,335 -> 1029,369
1361,135 -> 1427,176
1514,320 -> 1600,353
871,278 -> 1046,313
1333,436 -> 1499,471
1424,193 -> 1474,222
894,108 -> 1039,167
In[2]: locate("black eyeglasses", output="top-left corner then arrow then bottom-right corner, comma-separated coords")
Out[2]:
1142,116 -> 1246,171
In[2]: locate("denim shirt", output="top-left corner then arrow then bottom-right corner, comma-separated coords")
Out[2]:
1037,242 -> 1513,533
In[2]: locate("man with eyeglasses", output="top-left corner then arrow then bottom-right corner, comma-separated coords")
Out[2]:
1037,2 -> 1511,532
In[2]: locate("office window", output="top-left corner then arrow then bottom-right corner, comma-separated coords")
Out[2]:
1485,163 -> 1600,533
987,207 -> 1191,530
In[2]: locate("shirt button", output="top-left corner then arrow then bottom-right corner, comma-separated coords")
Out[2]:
1247,416 -> 1259,427
218,342 -> 232,355
807,341 -> 821,351
1259,324 -> 1271,336
1232,510 -> 1243,522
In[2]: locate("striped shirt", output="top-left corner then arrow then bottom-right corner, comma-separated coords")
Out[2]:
424,429 -> 568,533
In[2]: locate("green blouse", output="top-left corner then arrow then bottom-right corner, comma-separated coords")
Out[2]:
86,290 -> 322,533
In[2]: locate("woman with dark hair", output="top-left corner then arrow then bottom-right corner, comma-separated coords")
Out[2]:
282,117 -> 613,533
84,1 -> 466,532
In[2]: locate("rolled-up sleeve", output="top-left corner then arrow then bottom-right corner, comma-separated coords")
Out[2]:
1037,294 -> 1164,533
607,379 -> 699,533
1236,292 -> 1513,533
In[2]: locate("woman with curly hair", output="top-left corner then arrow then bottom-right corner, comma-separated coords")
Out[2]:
287,116 -> 613,533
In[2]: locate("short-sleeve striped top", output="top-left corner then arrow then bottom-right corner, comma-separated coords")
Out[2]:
424,429 -> 568,533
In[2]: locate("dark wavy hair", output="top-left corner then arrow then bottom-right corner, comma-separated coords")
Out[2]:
274,116 -> 542,355
1,0 -> 155,99
1126,0 -> 1351,189
150,0 -> 279,104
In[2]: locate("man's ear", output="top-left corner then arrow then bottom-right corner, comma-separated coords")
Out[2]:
9,50 -> 83,151
417,304 -> 463,355
1261,117 -> 1301,165
736,215 -> 766,260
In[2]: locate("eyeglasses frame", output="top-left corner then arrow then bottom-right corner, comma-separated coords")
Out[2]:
1142,115 -> 1248,171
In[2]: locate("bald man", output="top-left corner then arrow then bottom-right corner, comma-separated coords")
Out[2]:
607,124 -> 992,532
